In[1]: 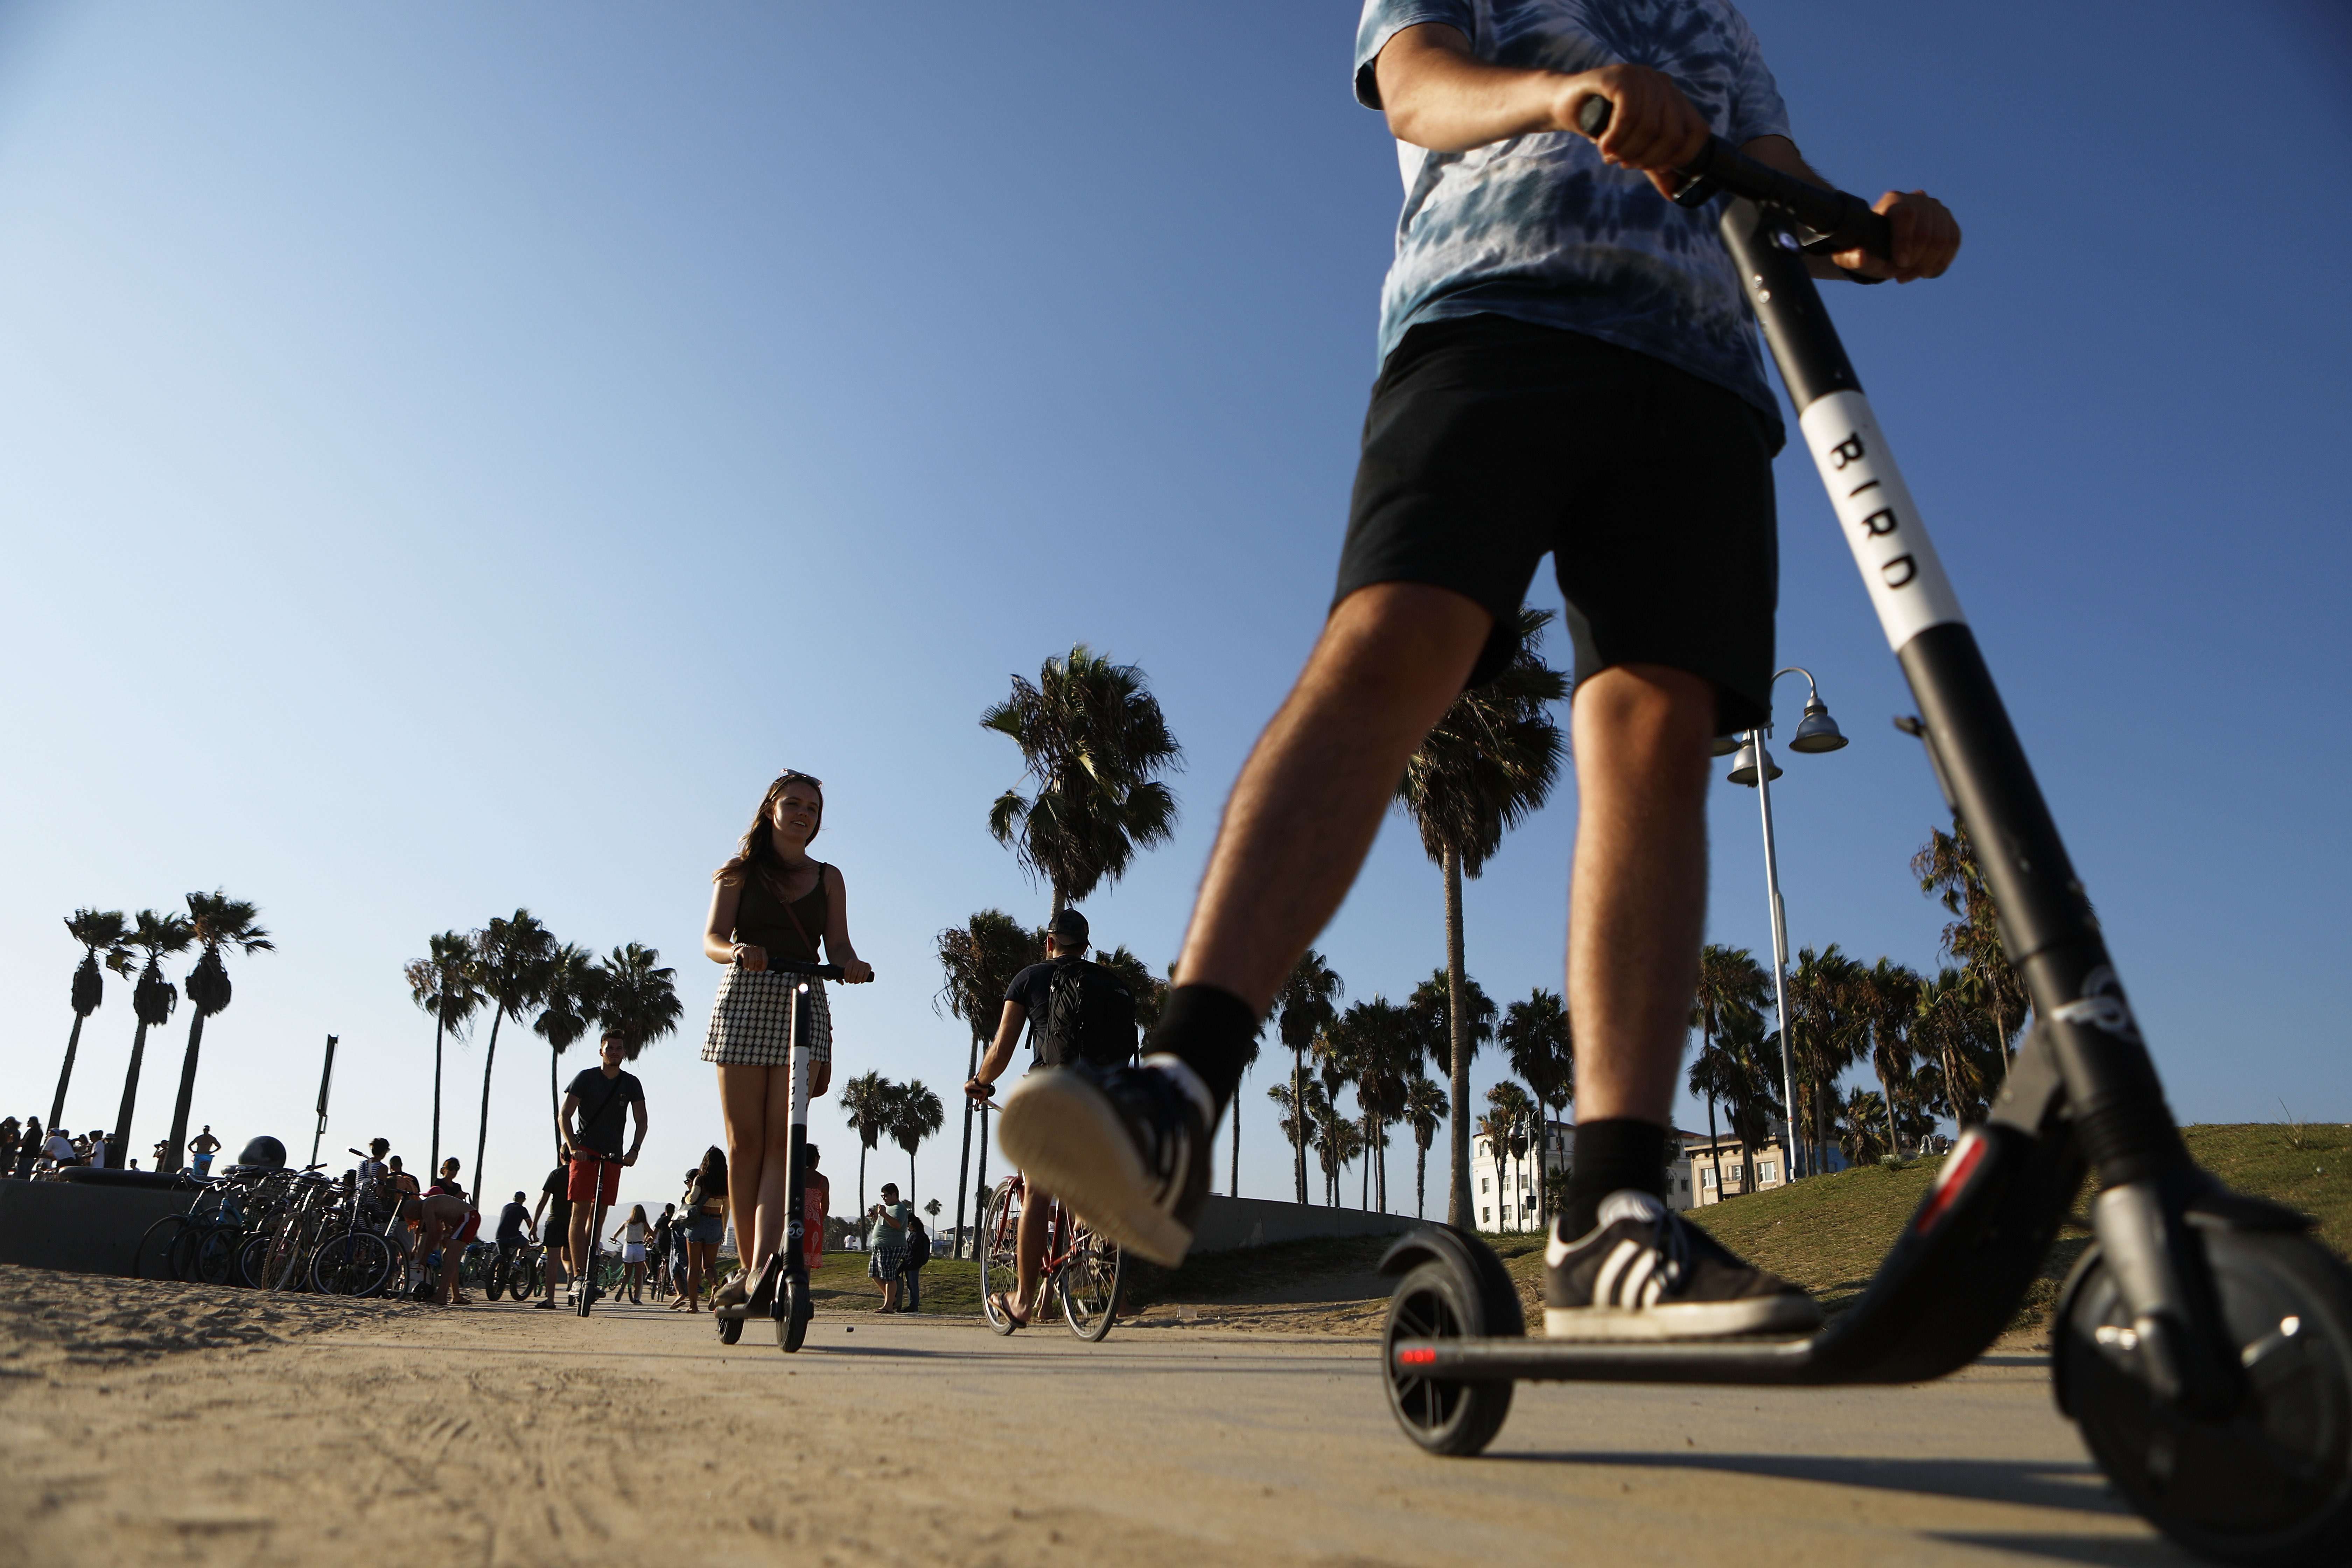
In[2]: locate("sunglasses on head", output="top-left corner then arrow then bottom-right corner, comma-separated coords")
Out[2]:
775,771 -> 822,790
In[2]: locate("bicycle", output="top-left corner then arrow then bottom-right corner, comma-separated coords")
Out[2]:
306,1163 -> 399,1297
973,1091 -> 1123,1342
505,1239 -> 546,1301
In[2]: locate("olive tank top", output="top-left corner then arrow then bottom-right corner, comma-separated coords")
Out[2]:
733,863 -> 828,966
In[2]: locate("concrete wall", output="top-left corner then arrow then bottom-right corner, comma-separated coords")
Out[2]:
0,1179 -> 196,1276
1188,1194 -> 1421,1254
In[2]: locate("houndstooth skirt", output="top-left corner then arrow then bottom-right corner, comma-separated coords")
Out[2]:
701,966 -> 833,1069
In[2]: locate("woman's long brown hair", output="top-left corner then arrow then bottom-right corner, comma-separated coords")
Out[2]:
713,771 -> 824,898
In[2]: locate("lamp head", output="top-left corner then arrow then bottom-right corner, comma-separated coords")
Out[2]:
1787,695 -> 1848,754
1727,741 -> 1782,787
1710,733 -> 1743,757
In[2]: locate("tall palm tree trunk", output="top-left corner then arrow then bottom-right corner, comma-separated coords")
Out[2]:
1878,1054 -> 1901,1157
906,1146 -> 917,1204
163,1011 -> 208,1172
429,1017 -> 446,1177
1376,1117 -> 1388,1212
1292,1049 -> 1308,1204
113,1022 -> 151,1169
1415,1141 -> 1427,1218
857,1142 -> 868,1224
1443,848 -> 1472,1228
474,1008 -> 505,1205
550,1045 -> 562,1151
955,1031 -> 979,1257
1230,1092 -> 1241,1198
51,1013 -> 86,1130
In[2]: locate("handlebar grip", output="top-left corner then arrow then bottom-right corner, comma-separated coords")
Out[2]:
766,959 -> 846,981
1570,96 -> 1889,262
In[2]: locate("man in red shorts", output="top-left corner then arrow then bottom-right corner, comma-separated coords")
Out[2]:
560,1030 -> 648,1301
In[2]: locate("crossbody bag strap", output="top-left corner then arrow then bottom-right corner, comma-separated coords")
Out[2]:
776,862 -> 826,961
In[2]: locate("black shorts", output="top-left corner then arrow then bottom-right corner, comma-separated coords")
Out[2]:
1338,315 -> 1781,734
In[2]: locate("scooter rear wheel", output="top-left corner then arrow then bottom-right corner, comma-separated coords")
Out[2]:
776,1276 -> 809,1353
1383,1259 -> 1516,1457
2056,1227 -> 2352,1565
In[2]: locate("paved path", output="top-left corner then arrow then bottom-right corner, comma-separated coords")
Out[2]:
0,1285 -> 2186,1566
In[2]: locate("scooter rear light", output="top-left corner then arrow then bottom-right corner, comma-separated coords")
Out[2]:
1911,1131 -> 1988,1236
1396,1347 -> 1437,1366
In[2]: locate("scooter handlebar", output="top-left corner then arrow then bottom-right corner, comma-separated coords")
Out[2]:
1573,96 -> 1891,261
763,959 -> 845,981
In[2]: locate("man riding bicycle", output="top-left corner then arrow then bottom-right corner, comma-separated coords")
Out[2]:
965,908 -> 1135,1326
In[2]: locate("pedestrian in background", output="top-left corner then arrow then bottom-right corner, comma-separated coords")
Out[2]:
14,1118 -> 42,1178
188,1125 -> 220,1177
532,1152 -> 574,1309
678,1148 -> 728,1311
899,1207 -> 928,1314
867,1182 -> 909,1313
0,1119 -> 19,1177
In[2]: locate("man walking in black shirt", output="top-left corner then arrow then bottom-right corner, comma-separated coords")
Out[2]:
561,1030 -> 648,1304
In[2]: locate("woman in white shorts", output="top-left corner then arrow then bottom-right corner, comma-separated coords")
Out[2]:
610,1203 -> 652,1306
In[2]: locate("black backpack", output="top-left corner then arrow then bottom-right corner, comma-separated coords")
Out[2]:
1038,958 -> 1138,1069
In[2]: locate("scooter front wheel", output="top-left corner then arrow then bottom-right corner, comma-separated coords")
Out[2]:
715,1311 -> 743,1345
776,1276 -> 809,1353
2056,1226 -> 2352,1565
1383,1258 -> 1516,1457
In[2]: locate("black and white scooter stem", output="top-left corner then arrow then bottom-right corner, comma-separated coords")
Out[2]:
1720,198 -> 2238,1409
783,981 -> 811,1304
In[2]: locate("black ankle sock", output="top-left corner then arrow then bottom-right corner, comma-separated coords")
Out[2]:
1147,984 -> 1260,1112
1563,1118 -> 1670,1238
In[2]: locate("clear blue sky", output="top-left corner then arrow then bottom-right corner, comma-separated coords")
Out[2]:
2,2 -> 2345,1225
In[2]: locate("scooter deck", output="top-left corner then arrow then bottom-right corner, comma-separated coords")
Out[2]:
1388,1104 -> 2084,1389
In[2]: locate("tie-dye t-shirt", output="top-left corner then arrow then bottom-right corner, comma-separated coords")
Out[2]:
1354,0 -> 1789,419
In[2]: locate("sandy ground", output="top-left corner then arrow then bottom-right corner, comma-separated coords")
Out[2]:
0,1267 -> 2180,1568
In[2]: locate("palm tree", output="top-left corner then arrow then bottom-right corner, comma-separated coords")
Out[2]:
1334,998 -> 1414,1213
54,910 -> 132,1129
1721,1007 -> 1785,1192
1482,1082 -> 1536,1230
1396,606 -> 1567,1228
1310,1095 -> 1363,1208
1688,944 -> 1769,1199
594,943 -> 682,1058
404,932 -> 483,1176
1401,1074 -> 1448,1219
1499,988 -> 1573,1228
1913,816 -> 2032,1078
472,910 -> 555,1202
1914,966 -> 2001,1134
161,891 -> 274,1173
890,1080 -> 944,1202
1838,1086 -> 1892,1166
936,911 -> 1042,1254
1854,957 -> 1923,1159
113,909 -> 194,1166
839,1071 -> 892,1219
1273,950 -> 1343,1205
983,644 -> 1183,916
1266,1075 -> 1326,1200
1784,944 -> 1863,1175
536,944 -> 607,1143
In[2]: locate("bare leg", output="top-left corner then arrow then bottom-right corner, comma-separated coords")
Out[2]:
716,1065 -> 779,1278
1014,1184 -> 1052,1317
751,1065 -> 796,1270
1178,583 -> 1491,1007
567,1194 -> 594,1288
1566,664 -> 1717,1124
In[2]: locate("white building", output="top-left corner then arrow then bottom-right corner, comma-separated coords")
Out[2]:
1472,1118 -> 1718,1230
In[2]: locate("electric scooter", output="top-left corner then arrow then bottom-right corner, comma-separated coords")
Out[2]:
1376,104 -> 2352,1567
714,958 -> 842,1352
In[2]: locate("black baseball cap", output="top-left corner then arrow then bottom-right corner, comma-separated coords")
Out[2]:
1048,909 -> 1090,945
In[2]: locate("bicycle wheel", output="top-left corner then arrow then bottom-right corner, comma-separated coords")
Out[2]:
309,1231 -> 394,1297
508,1254 -> 539,1301
483,1252 -> 505,1301
1059,1226 -> 1124,1342
235,1233 -> 272,1289
134,1215 -> 188,1281
980,1181 -> 1023,1335
191,1225 -> 241,1286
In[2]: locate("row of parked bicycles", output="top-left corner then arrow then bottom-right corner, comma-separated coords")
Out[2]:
130,1149 -> 559,1301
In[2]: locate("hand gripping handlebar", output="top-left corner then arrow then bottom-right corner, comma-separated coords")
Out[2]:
1574,95 -> 1891,261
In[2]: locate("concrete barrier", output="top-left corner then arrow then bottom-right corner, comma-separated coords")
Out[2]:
1188,1195 -> 1421,1254
0,1178 -> 198,1277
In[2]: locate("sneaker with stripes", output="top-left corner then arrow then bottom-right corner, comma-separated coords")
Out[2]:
1542,1189 -> 1821,1340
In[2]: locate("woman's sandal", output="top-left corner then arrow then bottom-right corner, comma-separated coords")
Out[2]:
744,1253 -> 784,1316
987,1291 -> 1031,1329
710,1269 -> 751,1310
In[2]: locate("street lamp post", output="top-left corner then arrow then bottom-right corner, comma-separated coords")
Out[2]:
1726,667 -> 1845,1184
